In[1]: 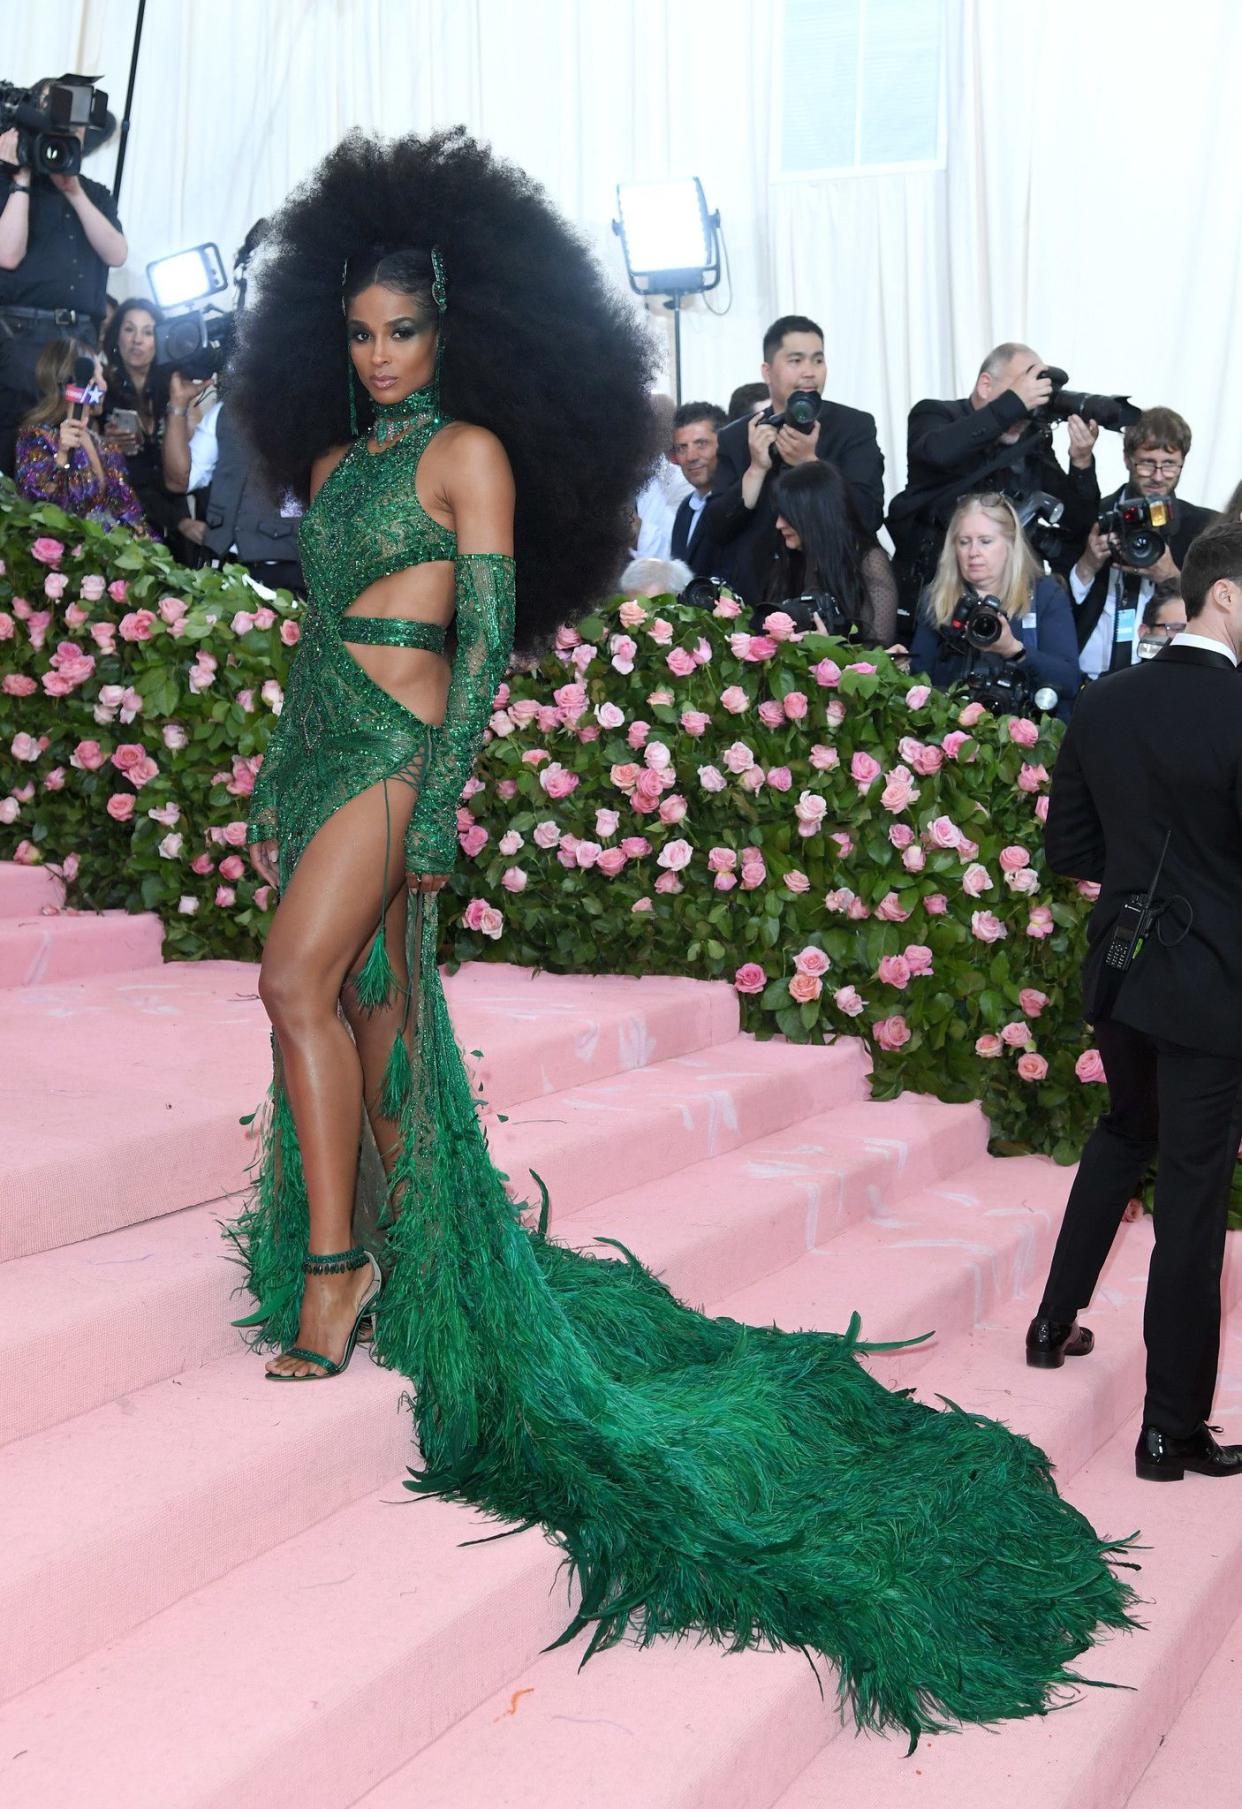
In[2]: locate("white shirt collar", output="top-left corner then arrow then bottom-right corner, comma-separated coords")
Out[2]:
1170,631 -> 1238,667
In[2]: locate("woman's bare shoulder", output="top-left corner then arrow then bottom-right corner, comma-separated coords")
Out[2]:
308,443 -> 352,501
431,420 -> 512,479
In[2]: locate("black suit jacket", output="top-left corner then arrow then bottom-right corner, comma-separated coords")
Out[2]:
670,492 -> 728,580
1045,642 -> 1242,1056
1070,487 -> 1217,651
886,392 -> 1100,599
699,399 -> 885,604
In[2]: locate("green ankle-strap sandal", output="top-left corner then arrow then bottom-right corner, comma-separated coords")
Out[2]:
266,1245 -> 382,1380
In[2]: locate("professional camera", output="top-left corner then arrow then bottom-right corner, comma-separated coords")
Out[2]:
755,591 -> 850,637
960,656 -> 1060,719
154,307 -> 235,382
1034,367 -> 1141,434
0,76 -> 109,177
763,390 -> 820,435
1096,493 -> 1174,569
1014,489 -> 1066,566
942,592 -> 1007,652
680,574 -> 724,610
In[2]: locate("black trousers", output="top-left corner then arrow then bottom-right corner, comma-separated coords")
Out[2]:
1040,1017 -> 1242,1437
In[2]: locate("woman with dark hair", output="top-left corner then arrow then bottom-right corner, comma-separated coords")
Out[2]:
15,336 -> 148,532
101,297 -> 196,549
762,459 -> 897,643
223,128 -> 1132,1743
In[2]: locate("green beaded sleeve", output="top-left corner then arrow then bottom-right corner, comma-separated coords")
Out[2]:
404,551 -> 516,875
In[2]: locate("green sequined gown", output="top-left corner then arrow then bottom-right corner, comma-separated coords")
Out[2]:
226,399 -> 1136,1745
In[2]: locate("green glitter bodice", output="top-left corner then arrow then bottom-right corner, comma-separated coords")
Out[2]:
246,398 -> 515,879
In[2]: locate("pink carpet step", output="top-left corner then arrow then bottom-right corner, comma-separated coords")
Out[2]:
0,964 -> 742,1263
0,1091 -> 984,1449
1124,1572 -> 1242,1808
0,908 -> 164,987
0,861 -> 63,915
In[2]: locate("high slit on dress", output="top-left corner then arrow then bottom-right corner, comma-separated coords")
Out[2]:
226,393 -> 1138,1746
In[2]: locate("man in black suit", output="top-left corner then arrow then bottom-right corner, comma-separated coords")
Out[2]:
1068,407 -> 1216,680
886,343 -> 1101,619
699,314 -> 884,605
668,400 -> 726,578
1027,520 -> 1242,1481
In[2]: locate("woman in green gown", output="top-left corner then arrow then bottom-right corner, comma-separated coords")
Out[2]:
225,128 -> 1136,1744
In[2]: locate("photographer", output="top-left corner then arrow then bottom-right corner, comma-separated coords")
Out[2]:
1136,580 -> 1188,660
1070,408 -> 1215,680
0,77 -> 126,476
905,493 -> 1080,720
759,460 -> 897,645
700,314 -> 884,605
887,343 -> 1101,620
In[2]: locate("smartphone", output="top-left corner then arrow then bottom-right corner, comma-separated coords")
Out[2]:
106,408 -> 141,438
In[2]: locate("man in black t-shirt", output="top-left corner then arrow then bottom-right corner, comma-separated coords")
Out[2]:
0,84 -> 127,474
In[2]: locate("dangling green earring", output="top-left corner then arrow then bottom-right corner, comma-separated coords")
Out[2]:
347,358 -> 359,437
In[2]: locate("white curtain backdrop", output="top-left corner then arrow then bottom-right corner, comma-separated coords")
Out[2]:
8,0 -> 1240,509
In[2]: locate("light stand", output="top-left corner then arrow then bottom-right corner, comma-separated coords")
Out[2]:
612,179 -> 721,403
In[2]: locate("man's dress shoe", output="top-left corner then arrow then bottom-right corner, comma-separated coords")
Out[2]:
1135,1423 -> 1242,1482
1025,1316 -> 1095,1369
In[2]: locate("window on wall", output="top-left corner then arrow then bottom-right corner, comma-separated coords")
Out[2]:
779,0 -> 945,176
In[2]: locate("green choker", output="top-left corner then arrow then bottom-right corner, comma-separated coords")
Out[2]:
371,383 -> 441,445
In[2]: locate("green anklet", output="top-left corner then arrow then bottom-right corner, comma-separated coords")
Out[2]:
303,1245 -> 368,1275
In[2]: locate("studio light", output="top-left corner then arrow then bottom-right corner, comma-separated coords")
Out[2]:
613,178 -> 721,401
146,242 -> 229,311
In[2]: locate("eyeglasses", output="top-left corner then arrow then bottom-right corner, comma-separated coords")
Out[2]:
1133,458 -> 1183,478
1143,621 -> 1187,639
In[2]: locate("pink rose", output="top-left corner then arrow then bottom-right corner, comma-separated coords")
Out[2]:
658,794 -> 687,826
878,955 -> 912,989
65,601 -> 88,627
738,766 -> 764,796
610,762 -> 641,794
252,606 -> 276,631
971,910 -> 1008,943
1018,763 -> 1051,794
1027,905 -> 1055,939
214,885 -> 236,908
597,847 -> 627,877
30,536 -> 65,565
156,596 -> 188,625
1008,717 -> 1040,747
654,871 -> 683,894
834,985 -> 865,1018
722,740 -> 757,775
846,897 -> 871,920
1076,880 -> 1102,901
783,690 -> 808,722
666,646 -> 696,677
1034,795 -> 1050,824
26,609 -> 53,650
763,610 -> 798,642
496,779 -> 517,801
1076,1048 -> 1107,1084
845,661 -> 877,676
794,946 -> 831,978
875,892 -> 912,923
11,731 -> 40,762
740,859 -> 766,890
997,845 -> 1028,872
909,742 -> 943,777
540,763 -> 580,800
618,600 -> 648,629
698,765 -> 727,793
657,838 -> 692,872
889,824 -> 914,850
873,1015 -> 912,1052
110,744 -> 159,789
758,699 -> 785,730
0,611 -> 12,640
631,897 -> 653,913
824,889 -> 854,913
714,873 -> 737,892
148,802 -> 180,827
784,869 -> 811,894
789,972 -> 822,1005
904,944 -> 934,976
11,840 -> 39,864
574,841 -> 602,869
812,658 -> 842,688
218,853 -> 244,881
924,893 -> 949,914
958,701 -> 986,728
190,853 -> 215,876
118,609 -> 157,642
744,635 -> 778,663
621,836 -> 651,858
644,740 -> 673,773
43,766 -> 66,791
719,685 -> 749,715
942,730 -> 974,762
794,791 -> 827,836
902,846 -> 926,873
928,816 -> 962,849
459,825 -> 489,858
1001,1021 -> 1032,1049
43,571 -> 69,600
3,674 -> 36,696
1017,1052 -> 1048,1083
825,699 -> 847,728
627,720 -> 650,750
646,617 -> 674,646
222,821 -> 248,847
830,831 -> 853,857
767,767 -> 792,792
1019,988 -> 1049,1017
809,744 -> 839,770
906,685 -> 930,709
962,862 -> 993,898
89,622 -> 117,651
734,963 -> 766,995
80,574 -> 106,601
253,885 -> 273,911
1005,866 -> 1040,894
850,750 -> 882,792
880,766 -> 919,813
975,1034 -> 1003,1059
712,595 -> 743,619
501,867 -> 528,892
106,793 -> 136,822
679,709 -> 711,738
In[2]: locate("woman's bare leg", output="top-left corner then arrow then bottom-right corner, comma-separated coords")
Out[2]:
258,779 -> 416,1376
341,882 -> 412,1180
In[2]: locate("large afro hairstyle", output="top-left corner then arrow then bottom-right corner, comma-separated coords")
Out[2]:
229,128 -> 659,651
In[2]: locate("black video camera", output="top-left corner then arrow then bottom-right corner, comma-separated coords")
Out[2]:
943,592 -> 1008,652
1097,493 -> 1174,569
1034,367 -> 1141,434
960,656 -> 1060,719
0,76 -> 109,177
155,308 -> 236,382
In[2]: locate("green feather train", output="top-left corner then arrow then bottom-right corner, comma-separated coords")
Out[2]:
225,898 -> 1138,1746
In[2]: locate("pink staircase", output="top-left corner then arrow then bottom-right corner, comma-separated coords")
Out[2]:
0,858 -> 1237,1809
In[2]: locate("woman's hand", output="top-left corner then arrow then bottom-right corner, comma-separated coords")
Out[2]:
249,840 -> 279,888
406,872 -> 449,894
103,421 -> 141,456
57,417 -> 91,458
993,617 -> 1025,659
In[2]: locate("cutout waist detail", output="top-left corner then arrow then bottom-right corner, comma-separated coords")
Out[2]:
338,616 -> 448,654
